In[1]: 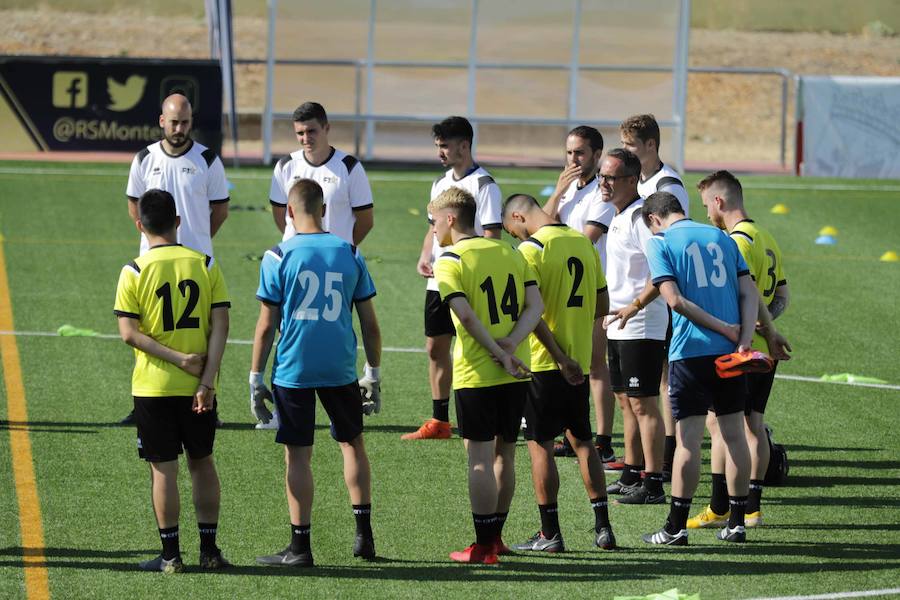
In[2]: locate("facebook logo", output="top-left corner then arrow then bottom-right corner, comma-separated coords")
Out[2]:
52,71 -> 88,108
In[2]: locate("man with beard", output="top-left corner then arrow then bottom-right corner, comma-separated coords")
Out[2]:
542,126 -> 619,469
120,93 -> 230,425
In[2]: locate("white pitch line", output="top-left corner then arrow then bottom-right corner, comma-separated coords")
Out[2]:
0,330 -> 425,355
1,329 -> 898,390
1,166 -> 899,192
774,373 -> 900,391
742,587 -> 900,600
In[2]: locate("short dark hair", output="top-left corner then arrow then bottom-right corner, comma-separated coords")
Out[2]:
432,116 -> 474,146
568,125 -> 604,153
641,191 -> 685,227
138,189 -> 177,235
502,193 -> 539,219
292,102 -> 328,125
288,178 -> 325,215
697,170 -> 743,207
606,148 -> 641,177
620,114 -> 661,148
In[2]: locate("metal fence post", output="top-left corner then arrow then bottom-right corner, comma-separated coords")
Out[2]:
567,0 -> 582,127
780,71 -> 788,169
262,0 -> 277,166
354,63 -> 362,158
467,0 -> 480,147
364,0 -> 377,160
672,0 -> 691,174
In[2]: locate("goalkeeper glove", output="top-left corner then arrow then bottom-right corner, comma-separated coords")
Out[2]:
249,371 -> 274,424
359,364 -> 381,415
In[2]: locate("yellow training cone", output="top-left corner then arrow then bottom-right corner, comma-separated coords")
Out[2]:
880,251 -> 899,262
770,203 -> 789,215
819,226 -> 838,236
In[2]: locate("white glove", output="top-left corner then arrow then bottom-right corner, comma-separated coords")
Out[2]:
359,364 -> 381,416
249,371 -> 274,424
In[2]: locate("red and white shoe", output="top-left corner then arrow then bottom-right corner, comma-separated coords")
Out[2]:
449,543 -> 499,564
401,418 -> 452,440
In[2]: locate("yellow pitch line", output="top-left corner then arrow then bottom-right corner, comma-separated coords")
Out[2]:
0,238 -> 50,599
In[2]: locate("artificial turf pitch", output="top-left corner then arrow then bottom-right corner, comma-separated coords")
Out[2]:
0,162 -> 898,600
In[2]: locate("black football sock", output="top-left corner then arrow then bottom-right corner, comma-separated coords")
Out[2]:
663,435 -> 676,470
747,479 -> 764,514
198,522 -> 218,553
620,464 -> 643,486
665,496 -> 692,534
473,513 -> 496,546
494,511 -> 508,539
709,473 -> 729,515
590,497 -> 610,530
158,526 -> 180,560
595,434 -> 612,452
353,504 -> 373,538
644,472 -> 665,494
432,398 -> 450,423
728,496 -> 748,529
538,503 -> 560,538
290,524 -> 311,554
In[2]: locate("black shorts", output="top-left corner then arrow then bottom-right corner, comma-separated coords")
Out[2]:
455,382 -> 527,442
273,382 -> 363,446
134,396 -> 217,463
524,371 -> 592,443
424,290 -> 455,337
745,361 -> 778,415
607,339 -> 666,397
668,356 -> 748,421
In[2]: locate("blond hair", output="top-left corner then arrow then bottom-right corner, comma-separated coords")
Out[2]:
620,113 -> 660,148
429,187 -> 476,229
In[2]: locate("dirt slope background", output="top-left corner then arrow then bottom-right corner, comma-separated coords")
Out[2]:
1,6 -> 898,165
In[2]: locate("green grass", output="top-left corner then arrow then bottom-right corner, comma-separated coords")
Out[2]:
0,162 -> 898,600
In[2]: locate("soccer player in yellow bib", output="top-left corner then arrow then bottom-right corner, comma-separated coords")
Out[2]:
502,193 -> 617,552
689,171 -> 791,530
114,189 -> 231,573
431,187 -> 544,564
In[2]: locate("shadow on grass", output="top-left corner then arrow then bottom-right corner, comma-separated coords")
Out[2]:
768,496 -> 900,508
0,420 -> 120,434
766,523 -> 900,532
0,546 -> 155,558
783,444 -> 881,453
0,420 -> 446,436
790,458 -> 900,470
779,474 -> 900,487
1,542 -> 898,582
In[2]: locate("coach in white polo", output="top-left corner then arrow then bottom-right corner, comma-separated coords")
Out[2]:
600,148 -> 668,506
122,92 -> 230,426
126,93 -> 230,258
269,102 -> 374,245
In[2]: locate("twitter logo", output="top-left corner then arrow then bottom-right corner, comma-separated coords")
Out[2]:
107,75 -> 147,111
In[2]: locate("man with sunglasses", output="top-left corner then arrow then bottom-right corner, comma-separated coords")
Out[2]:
600,149 -> 668,506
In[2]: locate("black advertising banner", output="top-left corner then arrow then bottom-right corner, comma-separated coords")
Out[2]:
0,56 -> 222,154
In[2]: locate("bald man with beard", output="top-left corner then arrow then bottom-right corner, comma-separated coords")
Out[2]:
120,93 -> 231,425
